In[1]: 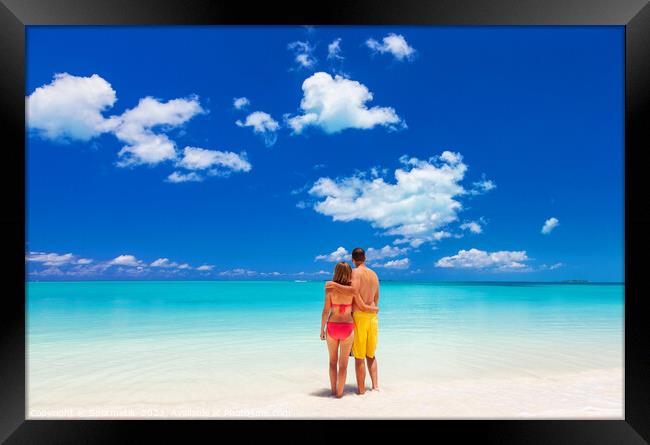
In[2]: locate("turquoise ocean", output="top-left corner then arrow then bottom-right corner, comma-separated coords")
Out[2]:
26,281 -> 623,416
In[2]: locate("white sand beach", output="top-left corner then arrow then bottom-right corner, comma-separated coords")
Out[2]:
27,368 -> 622,419
28,359 -> 622,419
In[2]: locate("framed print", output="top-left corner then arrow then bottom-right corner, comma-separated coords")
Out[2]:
1,0 -> 649,443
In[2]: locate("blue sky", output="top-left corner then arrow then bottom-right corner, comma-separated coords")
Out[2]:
25,26 -> 624,281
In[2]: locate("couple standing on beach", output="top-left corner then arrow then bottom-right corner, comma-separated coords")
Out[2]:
320,247 -> 380,398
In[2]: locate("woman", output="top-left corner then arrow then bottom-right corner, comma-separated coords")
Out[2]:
320,262 -> 378,398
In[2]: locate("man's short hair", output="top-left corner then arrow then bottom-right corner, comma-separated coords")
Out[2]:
352,247 -> 366,262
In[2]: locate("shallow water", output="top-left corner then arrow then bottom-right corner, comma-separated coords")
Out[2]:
26,281 -> 623,416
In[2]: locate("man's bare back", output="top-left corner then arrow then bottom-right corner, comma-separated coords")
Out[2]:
351,264 -> 379,312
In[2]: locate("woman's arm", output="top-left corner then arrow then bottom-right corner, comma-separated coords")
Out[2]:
353,291 -> 379,313
320,288 -> 331,340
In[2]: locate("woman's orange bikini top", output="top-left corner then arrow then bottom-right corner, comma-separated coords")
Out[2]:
325,281 -> 358,314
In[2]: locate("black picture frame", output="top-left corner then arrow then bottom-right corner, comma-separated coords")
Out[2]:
1,0 -> 648,443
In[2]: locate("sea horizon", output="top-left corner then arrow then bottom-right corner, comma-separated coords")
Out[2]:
25,279 -> 625,284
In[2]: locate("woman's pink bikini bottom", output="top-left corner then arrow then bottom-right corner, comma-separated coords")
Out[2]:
327,322 -> 354,340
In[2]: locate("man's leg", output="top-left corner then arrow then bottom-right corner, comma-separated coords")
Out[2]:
366,356 -> 378,390
366,314 -> 379,390
355,358 -> 366,394
352,312 -> 368,394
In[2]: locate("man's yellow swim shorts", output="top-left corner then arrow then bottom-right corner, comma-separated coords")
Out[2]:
352,311 -> 378,359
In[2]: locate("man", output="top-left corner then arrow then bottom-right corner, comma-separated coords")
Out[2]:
350,247 -> 379,394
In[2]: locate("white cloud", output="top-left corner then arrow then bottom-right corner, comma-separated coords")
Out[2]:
394,232 -> 449,248
432,231 -> 453,241
116,266 -> 146,275
177,147 -> 251,173
309,152 -> 477,246
26,73 -> 117,141
65,262 -> 109,276
167,171 -> 203,183
285,72 -> 403,134
460,221 -> 482,234
435,248 -> 530,271
258,271 -> 278,277
327,38 -> 343,60
149,257 -> 200,270
541,217 -> 559,235
26,251 -> 75,266
394,238 -> 420,248
366,33 -> 416,61
540,262 -> 563,270
288,41 -> 317,69
26,249 -> 354,279
236,112 -> 279,133
440,151 -> 462,164
169,147 -> 251,182
374,258 -> 410,269
70,264 -> 107,275
27,250 -> 220,278
108,254 -> 141,267
113,96 -> 204,167
30,266 -> 66,277
469,178 -> 497,195
26,251 -> 94,267
219,268 -> 258,276
315,244 -> 408,263
150,258 -> 177,268
315,246 -> 349,262
296,54 -> 315,68
180,147 -> 218,169
236,111 -> 280,147
26,73 -> 206,169
113,96 -> 202,131
115,134 -> 178,167
295,271 -> 330,277
233,97 -> 250,110
366,245 -> 408,261
216,269 -> 329,278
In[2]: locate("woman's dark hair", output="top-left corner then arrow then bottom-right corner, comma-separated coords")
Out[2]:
332,262 -> 352,285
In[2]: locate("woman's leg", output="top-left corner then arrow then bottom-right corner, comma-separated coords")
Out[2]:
335,331 -> 355,398
326,334 -> 340,396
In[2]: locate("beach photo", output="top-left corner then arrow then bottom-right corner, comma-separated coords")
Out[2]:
25,25 -> 624,419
